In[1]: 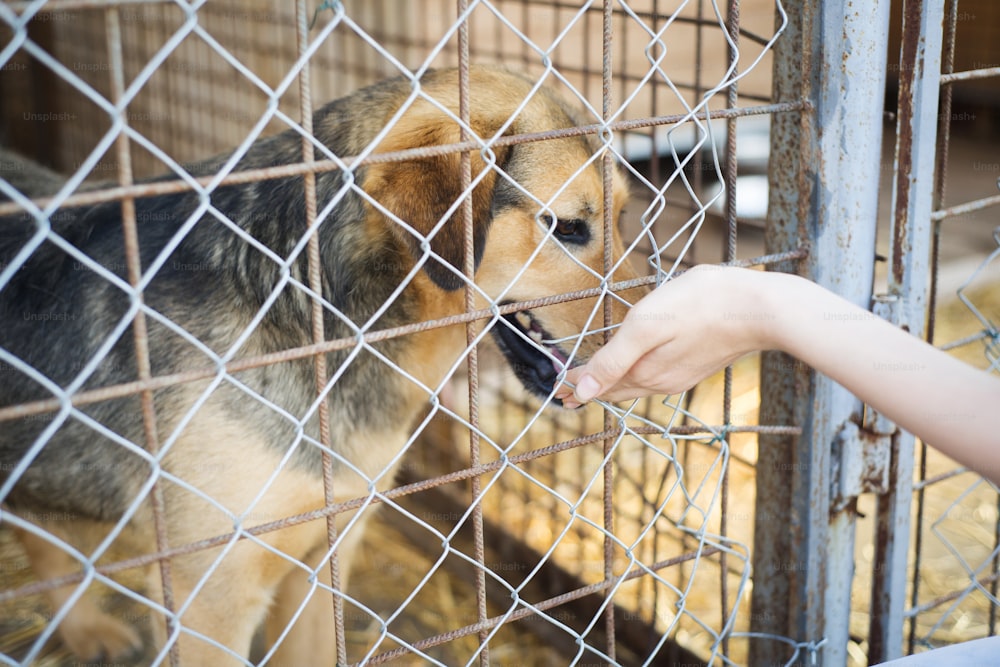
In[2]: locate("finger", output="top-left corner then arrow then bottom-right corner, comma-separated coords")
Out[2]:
572,319 -> 660,403
555,366 -> 590,408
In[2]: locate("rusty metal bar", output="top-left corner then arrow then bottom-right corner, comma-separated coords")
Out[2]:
939,66 -> 1000,85
911,0 -> 958,653
1,421 -> 795,605
752,1 -> 814,661
0,245 -> 808,425
930,193 -> 1000,222
293,1 -> 348,662
104,8 -> 178,666
601,0 -> 617,660
868,0 -> 944,662
719,1 -> 740,658
0,100 -> 810,220
353,545 -> 725,667
807,3 -> 892,664
454,1 -> 489,663
904,572 -> 1000,618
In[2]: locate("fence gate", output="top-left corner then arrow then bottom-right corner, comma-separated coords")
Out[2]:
755,1 -> 1000,666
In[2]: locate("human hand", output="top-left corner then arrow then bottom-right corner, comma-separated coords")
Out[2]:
555,265 -> 782,408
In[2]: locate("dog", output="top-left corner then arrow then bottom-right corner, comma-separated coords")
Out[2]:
0,66 -> 639,664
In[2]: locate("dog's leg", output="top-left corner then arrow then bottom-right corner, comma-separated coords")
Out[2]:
265,547 -> 337,666
146,545 -> 276,666
265,517 -> 368,666
15,524 -> 142,661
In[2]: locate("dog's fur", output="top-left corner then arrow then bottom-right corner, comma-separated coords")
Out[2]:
0,67 -> 637,664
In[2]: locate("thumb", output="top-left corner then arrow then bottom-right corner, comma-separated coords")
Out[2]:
572,320 -> 651,403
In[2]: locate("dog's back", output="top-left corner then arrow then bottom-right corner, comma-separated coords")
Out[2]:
0,88 -> 417,520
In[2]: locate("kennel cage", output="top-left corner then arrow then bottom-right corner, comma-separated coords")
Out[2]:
0,1 -> 998,666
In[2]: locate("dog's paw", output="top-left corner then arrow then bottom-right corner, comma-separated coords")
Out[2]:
59,611 -> 143,662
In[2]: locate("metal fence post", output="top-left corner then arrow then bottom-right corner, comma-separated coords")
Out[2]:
868,0 -> 944,662
753,1 -> 892,664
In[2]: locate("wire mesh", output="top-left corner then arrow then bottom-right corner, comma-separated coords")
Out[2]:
6,1 -> 990,666
834,1 -> 1000,663
900,0 -> 1000,653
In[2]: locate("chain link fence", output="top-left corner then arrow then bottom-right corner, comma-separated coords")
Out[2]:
880,0 -> 1000,660
0,1 -> 996,666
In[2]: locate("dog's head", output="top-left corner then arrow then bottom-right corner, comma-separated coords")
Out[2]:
361,67 -> 640,401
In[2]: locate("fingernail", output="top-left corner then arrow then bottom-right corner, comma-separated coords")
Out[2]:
574,374 -> 601,403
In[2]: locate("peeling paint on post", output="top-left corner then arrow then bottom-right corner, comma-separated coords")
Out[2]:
868,0 -> 943,662
754,1 -> 891,665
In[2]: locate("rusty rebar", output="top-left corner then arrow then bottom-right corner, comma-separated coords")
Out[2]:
352,545 -> 725,666
105,8 -> 178,665
939,66 -> 1000,84
601,0 -> 617,659
930,193 -> 1000,222
0,100 -> 811,220
719,1 -> 741,656
0,421 -> 799,603
294,1 -> 348,661
454,2 -> 490,663
0,247 -> 808,425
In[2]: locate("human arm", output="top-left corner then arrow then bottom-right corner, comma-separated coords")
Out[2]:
555,265 -> 1000,485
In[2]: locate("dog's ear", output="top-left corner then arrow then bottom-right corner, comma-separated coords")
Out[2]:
362,104 -> 511,291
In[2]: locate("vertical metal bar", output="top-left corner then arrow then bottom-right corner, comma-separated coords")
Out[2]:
689,0 -> 706,264
909,0 -> 957,651
754,1 -> 890,665
869,0 -> 944,662
105,9 -> 178,666
807,3 -> 891,664
720,1 -> 739,658
601,0 -> 616,661
294,2 -> 347,663
751,3 -> 811,662
456,2 -> 489,664
647,0 -> 661,189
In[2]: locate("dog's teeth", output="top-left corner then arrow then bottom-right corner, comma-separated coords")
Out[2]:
528,329 -> 544,345
515,312 -> 533,330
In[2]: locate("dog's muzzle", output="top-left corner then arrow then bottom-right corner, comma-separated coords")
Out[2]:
491,307 -> 571,403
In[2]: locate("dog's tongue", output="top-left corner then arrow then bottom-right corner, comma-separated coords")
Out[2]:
549,347 -> 568,375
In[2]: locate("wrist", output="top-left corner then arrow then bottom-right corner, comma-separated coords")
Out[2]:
735,268 -> 791,352
749,270 -> 818,355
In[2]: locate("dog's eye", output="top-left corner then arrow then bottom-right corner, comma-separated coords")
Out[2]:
543,214 -> 591,245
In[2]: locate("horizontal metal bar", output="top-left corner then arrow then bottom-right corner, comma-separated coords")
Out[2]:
940,66 -> 1000,84
0,100 -> 811,218
0,417 -> 794,604
905,571 -> 1000,617
0,246 -> 809,424
5,0 -> 169,13
939,329 -> 992,352
931,193 -> 1000,221
355,545 -> 725,666
911,467 -> 970,490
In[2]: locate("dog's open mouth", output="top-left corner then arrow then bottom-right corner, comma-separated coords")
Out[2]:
491,307 -> 571,402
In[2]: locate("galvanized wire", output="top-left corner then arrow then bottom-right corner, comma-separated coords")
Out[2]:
0,1 -> 802,665
903,0 -> 1000,656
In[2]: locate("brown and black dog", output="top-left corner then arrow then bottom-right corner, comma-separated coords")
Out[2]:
0,66 -> 639,664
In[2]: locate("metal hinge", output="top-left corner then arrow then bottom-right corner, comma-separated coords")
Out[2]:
831,295 -> 901,511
